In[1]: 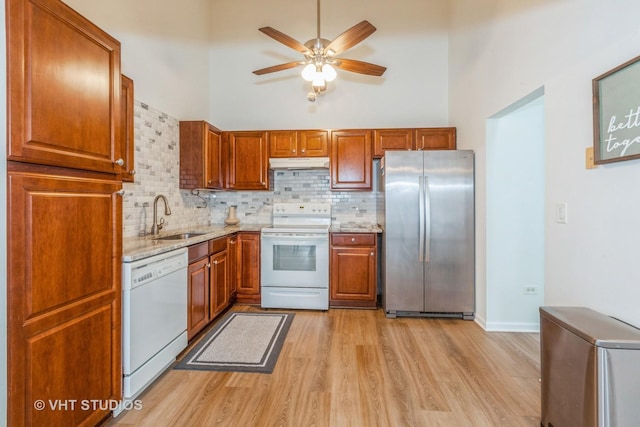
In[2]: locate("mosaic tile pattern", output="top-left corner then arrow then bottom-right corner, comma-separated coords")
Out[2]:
122,102 -> 378,238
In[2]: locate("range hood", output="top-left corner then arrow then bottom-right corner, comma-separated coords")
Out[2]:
269,157 -> 330,170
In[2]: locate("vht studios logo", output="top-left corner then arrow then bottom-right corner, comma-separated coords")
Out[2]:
33,399 -> 143,411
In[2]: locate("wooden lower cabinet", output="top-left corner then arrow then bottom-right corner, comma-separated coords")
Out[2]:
7,163 -> 122,427
228,234 -> 238,301
209,250 -> 229,319
187,257 -> 209,340
235,232 -> 261,304
187,237 -> 230,341
330,233 -> 377,308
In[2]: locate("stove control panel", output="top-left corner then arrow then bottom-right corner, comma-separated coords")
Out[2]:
273,203 -> 331,216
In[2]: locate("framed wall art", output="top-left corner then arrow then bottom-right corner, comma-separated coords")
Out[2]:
593,54 -> 640,164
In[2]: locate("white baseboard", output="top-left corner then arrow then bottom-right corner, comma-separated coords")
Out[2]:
483,321 -> 540,332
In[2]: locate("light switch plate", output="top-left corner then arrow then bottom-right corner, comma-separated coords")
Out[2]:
555,203 -> 568,224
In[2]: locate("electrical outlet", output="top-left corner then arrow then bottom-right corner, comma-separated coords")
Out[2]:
523,286 -> 538,295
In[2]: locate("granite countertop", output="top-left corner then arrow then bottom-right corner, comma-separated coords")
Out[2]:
330,223 -> 383,233
123,223 -> 268,262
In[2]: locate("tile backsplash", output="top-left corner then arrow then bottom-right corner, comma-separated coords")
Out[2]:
122,101 -> 378,238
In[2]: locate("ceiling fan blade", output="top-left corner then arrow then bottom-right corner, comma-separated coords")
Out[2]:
334,59 -> 386,76
324,21 -> 377,55
252,61 -> 303,75
258,27 -> 311,55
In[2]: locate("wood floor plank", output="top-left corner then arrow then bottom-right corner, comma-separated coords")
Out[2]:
107,307 -> 541,427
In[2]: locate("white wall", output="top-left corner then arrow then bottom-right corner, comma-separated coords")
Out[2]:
449,0 -> 640,328
208,0 -> 450,130
62,0 -> 211,120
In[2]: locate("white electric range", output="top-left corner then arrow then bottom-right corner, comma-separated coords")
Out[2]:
260,203 -> 331,310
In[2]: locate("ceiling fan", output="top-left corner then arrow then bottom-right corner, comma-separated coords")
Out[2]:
252,0 -> 386,101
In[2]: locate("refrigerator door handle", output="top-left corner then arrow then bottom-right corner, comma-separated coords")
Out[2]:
418,176 -> 425,262
424,176 -> 431,264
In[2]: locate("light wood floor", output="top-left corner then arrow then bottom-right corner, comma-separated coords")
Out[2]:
107,305 -> 541,426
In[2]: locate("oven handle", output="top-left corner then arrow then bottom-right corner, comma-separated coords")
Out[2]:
261,233 -> 328,245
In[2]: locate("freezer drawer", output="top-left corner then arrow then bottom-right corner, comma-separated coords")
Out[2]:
540,306 -> 640,427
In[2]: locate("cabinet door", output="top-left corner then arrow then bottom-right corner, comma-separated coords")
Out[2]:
7,163 -> 122,427
330,129 -> 372,190
415,128 -> 457,150
299,130 -> 329,157
330,246 -> 377,307
188,258 -> 209,341
236,232 -> 261,304
180,121 -> 224,190
373,129 -> 414,157
209,250 -> 229,320
269,131 -> 298,157
228,234 -> 238,300
227,131 -> 270,190
7,0 -> 122,174
204,126 -> 224,189
121,75 -> 135,182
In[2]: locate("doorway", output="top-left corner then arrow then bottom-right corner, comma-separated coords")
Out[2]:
486,87 -> 545,331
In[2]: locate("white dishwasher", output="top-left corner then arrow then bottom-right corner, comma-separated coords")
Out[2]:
122,247 -> 188,400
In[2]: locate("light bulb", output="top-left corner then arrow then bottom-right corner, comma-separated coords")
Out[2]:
312,71 -> 325,89
301,64 -> 316,82
322,64 -> 337,82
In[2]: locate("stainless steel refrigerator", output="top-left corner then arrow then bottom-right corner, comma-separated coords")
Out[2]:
378,150 -> 475,319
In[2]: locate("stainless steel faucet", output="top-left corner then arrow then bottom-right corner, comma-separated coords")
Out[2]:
151,195 -> 172,235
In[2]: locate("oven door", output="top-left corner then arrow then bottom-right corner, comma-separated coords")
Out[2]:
261,233 -> 329,288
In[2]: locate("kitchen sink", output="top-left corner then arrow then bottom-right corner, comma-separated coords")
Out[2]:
154,232 -> 206,241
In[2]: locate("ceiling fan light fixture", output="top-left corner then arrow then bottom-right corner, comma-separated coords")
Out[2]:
253,0 -> 386,100
321,63 -> 337,82
301,63 -> 316,81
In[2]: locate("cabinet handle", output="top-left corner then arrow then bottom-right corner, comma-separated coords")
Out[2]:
370,252 -> 375,256
301,149 -> 306,153
292,149 -> 296,153
351,238 -> 356,242
114,158 -> 125,167
129,169 -> 136,175
213,260 -> 218,265
207,263 -> 211,268
116,189 -> 125,196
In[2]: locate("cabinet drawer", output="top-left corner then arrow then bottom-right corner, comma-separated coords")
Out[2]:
188,242 -> 209,263
331,233 -> 376,246
209,237 -> 227,254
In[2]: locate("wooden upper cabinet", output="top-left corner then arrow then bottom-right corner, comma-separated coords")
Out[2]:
300,130 -> 330,157
226,131 -> 271,190
415,127 -> 457,150
205,127 -> 224,189
179,121 -> 225,190
330,129 -> 372,190
269,131 -> 298,157
373,129 -> 414,157
120,75 -> 135,182
373,127 -> 457,157
269,130 -> 329,157
7,0 -> 122,174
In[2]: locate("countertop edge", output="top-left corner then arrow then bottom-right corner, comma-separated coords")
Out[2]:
122,224 -> 267,262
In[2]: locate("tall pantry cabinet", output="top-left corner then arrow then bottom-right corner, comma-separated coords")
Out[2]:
6,0 -> 124,426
